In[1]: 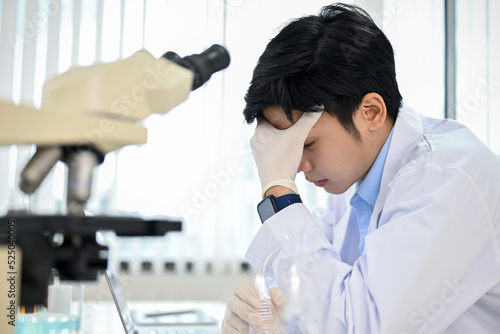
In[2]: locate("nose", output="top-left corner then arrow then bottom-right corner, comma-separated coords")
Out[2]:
298,154 -> 312,173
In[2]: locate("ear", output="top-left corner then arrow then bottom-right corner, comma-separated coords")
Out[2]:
359,93 -> 387,131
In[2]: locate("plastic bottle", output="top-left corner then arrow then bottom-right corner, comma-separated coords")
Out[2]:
249,272 -> 286,334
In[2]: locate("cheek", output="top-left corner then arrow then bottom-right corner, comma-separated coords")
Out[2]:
312,146 -> 339,173
315,143 -> 362,177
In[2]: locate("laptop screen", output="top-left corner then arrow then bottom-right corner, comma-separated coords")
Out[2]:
104,264 -> 136,334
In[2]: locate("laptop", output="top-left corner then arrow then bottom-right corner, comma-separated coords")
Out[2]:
104,264 -> 222,334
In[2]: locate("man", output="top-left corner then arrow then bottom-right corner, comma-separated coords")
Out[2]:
223,3 -> 500,333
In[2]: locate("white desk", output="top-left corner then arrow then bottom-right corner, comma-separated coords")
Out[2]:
81,300 -> 226,334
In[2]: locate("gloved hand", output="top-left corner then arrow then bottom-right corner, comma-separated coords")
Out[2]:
250,111 -> 323,197
222,281 -> 286,333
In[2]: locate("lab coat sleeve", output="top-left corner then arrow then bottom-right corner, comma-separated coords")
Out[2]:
245,163 -> 500,333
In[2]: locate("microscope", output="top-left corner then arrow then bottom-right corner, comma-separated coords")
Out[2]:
0,45 -> 230,310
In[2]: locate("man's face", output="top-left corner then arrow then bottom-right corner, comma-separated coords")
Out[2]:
263,106 -> 380,194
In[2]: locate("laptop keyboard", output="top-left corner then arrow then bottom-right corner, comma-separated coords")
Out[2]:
139,329 -> 220,334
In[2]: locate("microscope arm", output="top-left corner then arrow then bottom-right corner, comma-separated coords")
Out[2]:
0,49 -> 196,215
0,49 -> 197,154
0,100 -> 147,154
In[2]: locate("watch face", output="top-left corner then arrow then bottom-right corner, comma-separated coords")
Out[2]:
257,196 -> 278,223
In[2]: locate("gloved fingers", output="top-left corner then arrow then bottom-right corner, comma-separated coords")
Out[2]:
234,281 -> 262,309
250,111 -> 323,150
249,118 -> 276,152
269,287 -> 287,319
222,307 -> 251,333
222,282 -> 262,332
288,111 -> 323,138
249,111 -> 323,197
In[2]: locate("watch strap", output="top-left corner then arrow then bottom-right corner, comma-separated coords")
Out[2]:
274,194 -> 302,211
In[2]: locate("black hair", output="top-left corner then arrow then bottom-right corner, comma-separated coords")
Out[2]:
243,3 -> 403,139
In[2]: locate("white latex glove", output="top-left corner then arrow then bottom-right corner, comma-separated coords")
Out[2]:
250,111 -> 323,197
222,281 -> 286,334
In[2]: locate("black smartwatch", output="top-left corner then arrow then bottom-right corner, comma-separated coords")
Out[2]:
257,194 -> 302,223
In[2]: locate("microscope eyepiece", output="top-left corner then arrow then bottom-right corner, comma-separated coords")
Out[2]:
162,44 -> 230,90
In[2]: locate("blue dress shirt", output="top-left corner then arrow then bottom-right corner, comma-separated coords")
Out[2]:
350,130 -> 393,253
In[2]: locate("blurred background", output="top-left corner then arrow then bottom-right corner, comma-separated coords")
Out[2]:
0,0 -> 498,302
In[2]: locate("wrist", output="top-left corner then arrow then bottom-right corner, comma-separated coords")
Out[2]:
264,186 -> 295,198
257,192 -> 302,223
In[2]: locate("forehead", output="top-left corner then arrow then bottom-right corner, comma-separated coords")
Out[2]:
262,106 -> 304,130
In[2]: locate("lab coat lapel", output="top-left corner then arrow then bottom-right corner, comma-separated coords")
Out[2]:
369,106 -> 423,233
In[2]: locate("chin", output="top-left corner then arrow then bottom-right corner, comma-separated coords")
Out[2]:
324,183 -> 352,195
324,185 -> 342,195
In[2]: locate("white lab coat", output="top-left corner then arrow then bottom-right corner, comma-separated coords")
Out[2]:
245,107 -> 500,333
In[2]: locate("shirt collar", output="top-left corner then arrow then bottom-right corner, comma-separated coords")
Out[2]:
356,129 -> 393,207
